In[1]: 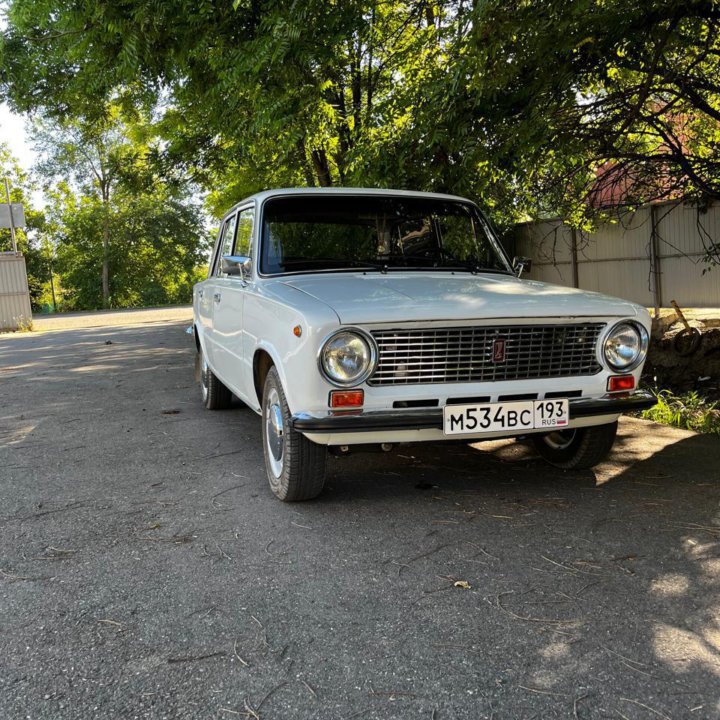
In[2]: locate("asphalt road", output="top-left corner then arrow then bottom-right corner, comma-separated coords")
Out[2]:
1,316 -> 720,719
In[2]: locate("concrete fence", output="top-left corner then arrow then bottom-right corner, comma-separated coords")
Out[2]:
0,252 -> 33,331
509,200 -> 720,309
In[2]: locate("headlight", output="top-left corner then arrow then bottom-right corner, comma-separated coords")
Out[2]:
603,322 -> 648,371
320,330 -> 376,386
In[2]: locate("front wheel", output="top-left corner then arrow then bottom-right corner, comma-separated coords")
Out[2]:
531,421 -> 618,470
262,367 -> 327,501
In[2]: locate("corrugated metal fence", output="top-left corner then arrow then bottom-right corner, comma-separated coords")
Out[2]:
0,252 -> 33,331
510,200 -> 720,308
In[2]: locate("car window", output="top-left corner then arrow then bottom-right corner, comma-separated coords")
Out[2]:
235,207 -> 254,258
214,214 -> 237,276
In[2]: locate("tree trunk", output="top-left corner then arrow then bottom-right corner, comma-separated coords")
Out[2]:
351,50 -> 362,133
296,138 -> 316,187
311,149 -> 333,187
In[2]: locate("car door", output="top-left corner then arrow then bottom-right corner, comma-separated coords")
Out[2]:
204,212 -> 237,371
196,220 -> 227,354
212,205 -> 255,401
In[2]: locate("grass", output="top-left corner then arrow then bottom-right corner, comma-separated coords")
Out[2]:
0,315 -> 33,333
641,390 -> 720,435
15,316 -> 34,332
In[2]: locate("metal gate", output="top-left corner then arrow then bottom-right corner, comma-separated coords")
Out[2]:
0,252 -> 33,331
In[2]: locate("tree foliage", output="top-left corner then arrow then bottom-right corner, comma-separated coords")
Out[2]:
1,0 -> 719,234
33,108 -> 210,311
45,186 -> 208,310
468,1 -> 720,225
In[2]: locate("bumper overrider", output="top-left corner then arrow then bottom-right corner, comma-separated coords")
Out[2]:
290,390 -> 656,433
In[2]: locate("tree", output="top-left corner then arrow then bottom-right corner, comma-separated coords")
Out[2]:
2,0 -> 719,237
463,1 -> 720,225
35,107 -> 210,310
0,1 -> 500,211
36,107 -> 143,308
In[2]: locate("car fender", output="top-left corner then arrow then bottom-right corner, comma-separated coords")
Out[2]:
243,284 -> 341,416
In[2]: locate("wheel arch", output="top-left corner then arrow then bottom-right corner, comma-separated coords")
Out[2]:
253,345 -> 290,409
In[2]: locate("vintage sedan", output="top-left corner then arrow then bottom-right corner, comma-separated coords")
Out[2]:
193,188 -> 654,501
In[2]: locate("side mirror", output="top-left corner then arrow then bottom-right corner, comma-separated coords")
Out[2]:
513,256 -> 532,277
221,255 -> 252,279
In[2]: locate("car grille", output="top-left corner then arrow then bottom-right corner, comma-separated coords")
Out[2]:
368,323 -> 605,386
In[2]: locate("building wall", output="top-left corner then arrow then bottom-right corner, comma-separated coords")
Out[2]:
0,253 -> 33,330
512,200 -> 720,308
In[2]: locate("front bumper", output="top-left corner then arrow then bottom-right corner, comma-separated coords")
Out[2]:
290,390 -> 656,434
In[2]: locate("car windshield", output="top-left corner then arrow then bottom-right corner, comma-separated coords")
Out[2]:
260,195 -> 511,275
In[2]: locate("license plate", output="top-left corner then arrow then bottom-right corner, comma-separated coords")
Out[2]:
443,399 -> 569,436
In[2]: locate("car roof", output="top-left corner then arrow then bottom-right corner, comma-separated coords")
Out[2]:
223,187 -> 476,218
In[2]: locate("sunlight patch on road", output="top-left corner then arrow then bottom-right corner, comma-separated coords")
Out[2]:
653,622 -> 720,677
0,416 -> 38,448
593,417 -> 694,485
650,574 -> 690,596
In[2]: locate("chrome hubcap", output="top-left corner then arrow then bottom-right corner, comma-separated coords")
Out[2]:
265,388 -> 284,477
543,429 -> 576,451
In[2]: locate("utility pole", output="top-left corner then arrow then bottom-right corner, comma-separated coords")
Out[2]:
3,177 -> 18,253
649,203 -> 663,318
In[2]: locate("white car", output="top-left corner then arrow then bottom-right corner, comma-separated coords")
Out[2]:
193,188 -> 654,501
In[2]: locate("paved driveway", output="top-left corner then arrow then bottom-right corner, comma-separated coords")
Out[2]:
1,317 -> 719,719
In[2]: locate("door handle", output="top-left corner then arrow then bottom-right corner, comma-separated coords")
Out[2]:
213,292 -> 222,303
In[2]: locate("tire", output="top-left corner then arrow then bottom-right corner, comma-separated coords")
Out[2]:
531,421 -> 618,470
673,327 -> 702,357
262,366 -> 326,501
199,346 -> 232,410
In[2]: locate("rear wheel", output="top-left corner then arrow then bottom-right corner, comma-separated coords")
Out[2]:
199,346 -> 232,410
262,367 -> 326,501
531,421 -> 618,470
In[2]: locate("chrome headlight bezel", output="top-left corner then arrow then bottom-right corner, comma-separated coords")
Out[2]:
602,321 -> 649,372
318,328 -> 378,387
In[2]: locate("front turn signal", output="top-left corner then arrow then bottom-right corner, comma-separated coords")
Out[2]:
329,390 -> 364,408
607,375 -> 635,392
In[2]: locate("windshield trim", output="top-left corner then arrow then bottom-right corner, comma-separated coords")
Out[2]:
255,192 -> 513,279
270,266 -> 515,279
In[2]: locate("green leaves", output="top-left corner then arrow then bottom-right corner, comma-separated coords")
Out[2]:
31,105 -> 211,310
2,0 -> 719,239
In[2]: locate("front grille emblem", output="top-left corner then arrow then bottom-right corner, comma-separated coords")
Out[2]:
492,338 -> 506,363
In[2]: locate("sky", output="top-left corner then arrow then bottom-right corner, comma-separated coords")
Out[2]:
0,103 -> 47,209
0,8 -> 37,185
0,102 -> 37,172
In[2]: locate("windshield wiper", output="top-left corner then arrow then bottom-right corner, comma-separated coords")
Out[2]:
385,252 -> 509,274
443,260 -> 513,275
436,249 -> 513,275
280,258 -> 388,272
346,259 -> 388,272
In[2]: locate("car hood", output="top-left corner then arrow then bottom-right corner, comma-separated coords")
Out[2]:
282,272 -> 641,324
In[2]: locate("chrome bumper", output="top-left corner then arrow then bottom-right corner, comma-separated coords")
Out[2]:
290,391 -> 656,434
